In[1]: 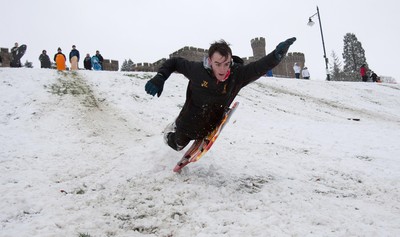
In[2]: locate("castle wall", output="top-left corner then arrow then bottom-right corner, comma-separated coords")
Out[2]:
169,46 -> 208,62
0,48 -> 11,67
102,59 -> 119,71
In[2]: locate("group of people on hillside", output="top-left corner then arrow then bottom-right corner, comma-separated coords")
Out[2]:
360,64 -> 380,82
293,62 -> 310,79
38,45 -> 104,71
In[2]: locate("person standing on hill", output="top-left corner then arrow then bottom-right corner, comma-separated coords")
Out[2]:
370,71 -> 378,82
95,50 -> 104,70
39,50 -> 51,68
10,42 -> 22,67
360,64 -> 368,82
293,62 -> 301,79
301,66 -> 310,79
145,37 -> 296,152
54,47 -> 66,70
84,53 -> 92,70
69,45 -> 80,70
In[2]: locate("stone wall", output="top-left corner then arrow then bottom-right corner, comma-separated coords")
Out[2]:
102,59 -> 119,71
0,48 -> 11,67
170,46 -> 208,62
130,37 -> 305,78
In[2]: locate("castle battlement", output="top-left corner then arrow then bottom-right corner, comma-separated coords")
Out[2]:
251,37 -> 266,44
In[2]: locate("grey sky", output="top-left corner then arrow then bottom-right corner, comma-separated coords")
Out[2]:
2,0 -> 399,81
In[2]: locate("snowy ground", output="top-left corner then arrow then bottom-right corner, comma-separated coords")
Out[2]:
1,68 -> 399,237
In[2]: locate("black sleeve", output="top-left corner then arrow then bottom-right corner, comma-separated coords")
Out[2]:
157,57 -> 196,79
237,51 -> 280,86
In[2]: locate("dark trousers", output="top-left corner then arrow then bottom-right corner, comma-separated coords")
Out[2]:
362,75 -> 368,82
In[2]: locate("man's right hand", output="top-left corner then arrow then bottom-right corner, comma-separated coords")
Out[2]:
145,73 -> 166,97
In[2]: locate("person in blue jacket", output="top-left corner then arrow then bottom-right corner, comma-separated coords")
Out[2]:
69,45 -> 80,69
91,55 -> 101,70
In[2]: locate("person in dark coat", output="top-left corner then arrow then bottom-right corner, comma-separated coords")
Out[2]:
145,37 -> 296,151
39,50 -> 51,68
95,50 -> 104,70
370,71 -> 378,82
10,42 -> 22,67
84,54 -> 92,70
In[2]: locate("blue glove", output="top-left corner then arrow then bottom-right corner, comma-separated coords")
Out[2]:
145,73 -> 166,97
274,37 -> 296,61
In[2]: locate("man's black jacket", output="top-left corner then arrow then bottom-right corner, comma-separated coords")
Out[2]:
157,51 -> 280,139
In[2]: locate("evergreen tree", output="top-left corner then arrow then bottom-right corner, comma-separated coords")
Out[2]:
127,59 -> 134,71
121,59 -> 129,71
120,59 -> 135,71
342,33 -> 368,81
330,51 -> 345,81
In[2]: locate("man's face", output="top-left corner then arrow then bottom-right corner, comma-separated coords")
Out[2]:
209,52 -> 231,82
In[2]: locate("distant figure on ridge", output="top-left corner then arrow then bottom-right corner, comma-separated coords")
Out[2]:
84,53 -> 92,70
360,64 -> 368,82
95,50 -> 104,70
54,47 -> 66,70
293,62 -> 301,79
69,45 -> 80,70
302,67 -> 310,79
39,50 -> 51,68
370,71 -> 379,83
91,54 -> 101,71
10,42 -> 26,67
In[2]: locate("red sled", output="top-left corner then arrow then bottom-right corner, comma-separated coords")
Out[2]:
173,101 -> 239,172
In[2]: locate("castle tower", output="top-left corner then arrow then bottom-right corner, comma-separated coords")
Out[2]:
251,37 -> 266,60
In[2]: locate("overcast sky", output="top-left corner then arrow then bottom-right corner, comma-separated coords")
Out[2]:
2,0 -> 399,81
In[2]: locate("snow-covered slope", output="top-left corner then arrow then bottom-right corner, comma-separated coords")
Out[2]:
1,68 -> 399,237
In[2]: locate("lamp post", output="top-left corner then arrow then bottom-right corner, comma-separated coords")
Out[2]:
308,6 -> 330,81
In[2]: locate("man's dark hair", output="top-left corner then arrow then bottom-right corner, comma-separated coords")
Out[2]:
208,40 -> 232,58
